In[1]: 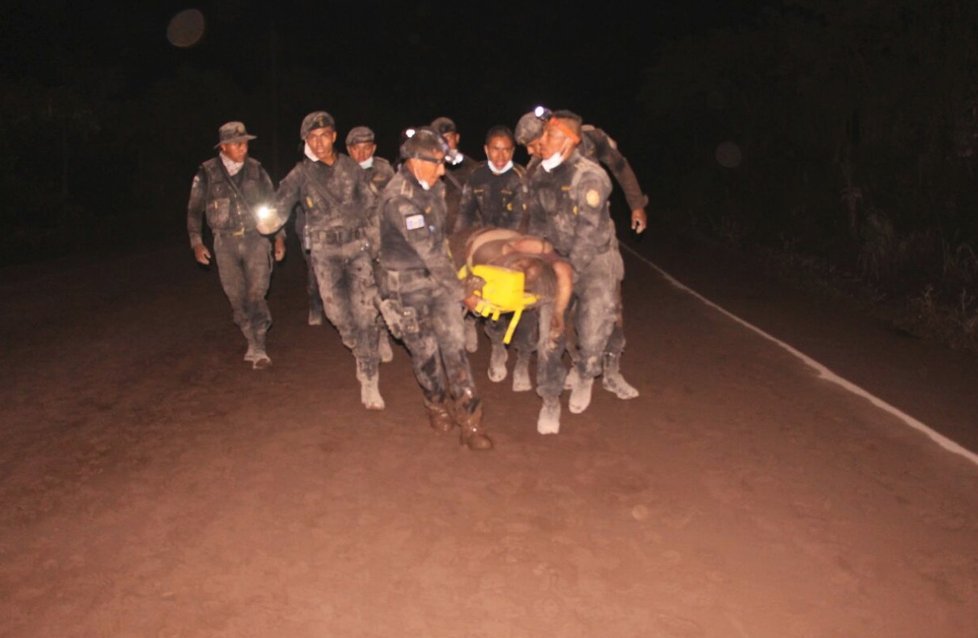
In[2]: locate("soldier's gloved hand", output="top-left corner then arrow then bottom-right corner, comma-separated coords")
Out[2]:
631,208 -> 648,234
274,235 -> 286,262
193,244 -> 212,265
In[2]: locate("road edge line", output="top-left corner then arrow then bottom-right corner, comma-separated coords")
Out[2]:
622,243 -> 978,467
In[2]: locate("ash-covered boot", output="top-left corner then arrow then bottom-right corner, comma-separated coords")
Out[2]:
247,326 -> 271,369
568,369 -> 594,414
537,396 -> 561,435
356,359 -> 384,410
424,397 -> 455,433
487,343 -> 508,382
454,398 -> 493,451
511,350 -> 532,392
602,353 -> 639,399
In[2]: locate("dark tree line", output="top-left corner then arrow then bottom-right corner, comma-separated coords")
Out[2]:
637,0 -> 978,310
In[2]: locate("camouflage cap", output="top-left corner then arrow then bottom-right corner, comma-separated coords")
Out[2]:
400,126 -> 448,160
300,111 -> 336,140
430,116 -> 457,135
215,121 -> 256,148
345,126 -> 375,146
514,112 -> 545,146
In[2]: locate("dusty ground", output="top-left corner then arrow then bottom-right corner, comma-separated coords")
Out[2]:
1,229 -> 977,638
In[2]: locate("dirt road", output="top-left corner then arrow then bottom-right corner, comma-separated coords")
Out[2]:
1,233 -> 976,637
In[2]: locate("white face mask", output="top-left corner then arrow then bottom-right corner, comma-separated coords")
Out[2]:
417,179 -> 431,191
304,142 -> 319,162
541,150 -> 564,172
488,160 -> 514,175
358,156 -> 375,169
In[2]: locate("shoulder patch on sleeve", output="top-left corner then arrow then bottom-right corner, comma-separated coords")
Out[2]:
586,189 -> 601,207
405,213 -> 426,230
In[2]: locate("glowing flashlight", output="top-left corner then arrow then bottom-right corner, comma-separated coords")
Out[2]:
256,205 -> 273,220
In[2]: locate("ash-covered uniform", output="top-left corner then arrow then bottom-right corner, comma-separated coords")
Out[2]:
457,162 -> 528,232
363,156 -> 395,194
186,156 -> 276,345
525,126 -> 648,214
275,153 -> 381,376
578,125 -> 649,213
296,155 -> 396,320
527,150 -> 625,380
378,166 -> 477,405
441,153 -> 480,236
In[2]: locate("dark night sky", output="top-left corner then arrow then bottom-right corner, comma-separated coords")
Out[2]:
2,0 -> 769,177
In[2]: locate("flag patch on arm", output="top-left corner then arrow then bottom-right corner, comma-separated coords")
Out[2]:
405,214 -> 426,230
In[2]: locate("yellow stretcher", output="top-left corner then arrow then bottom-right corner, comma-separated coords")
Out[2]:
458,264 -> 539,344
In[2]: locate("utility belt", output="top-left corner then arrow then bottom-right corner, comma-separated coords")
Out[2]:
309,226 -> 365,246
214,226 -> 256,238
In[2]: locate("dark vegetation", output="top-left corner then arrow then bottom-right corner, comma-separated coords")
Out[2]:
2,1 -> 976,352
635,0 -> 978,353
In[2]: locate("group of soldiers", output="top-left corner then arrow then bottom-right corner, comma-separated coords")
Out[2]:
187,107 -> 649,451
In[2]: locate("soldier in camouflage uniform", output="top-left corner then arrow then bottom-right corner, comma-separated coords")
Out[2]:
376,127 -> 492,451
526,110 -> 635,414
347,125 -> 397,363
431,116 -> 482,353
517,107 -> 642,403
516,106 -> 649,233
455,125 -> 535,390
187,121 -> 284,369
257,111 -> 385,410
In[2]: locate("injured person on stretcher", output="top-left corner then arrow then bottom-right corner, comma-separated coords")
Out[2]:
458,227 -> 573,344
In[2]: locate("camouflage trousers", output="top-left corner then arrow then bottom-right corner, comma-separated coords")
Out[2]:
396,285 -> 478,404
213,232 -> 273,341
300,246 -> 324,317
570,247 -> 625,379
309,239 -> 380,373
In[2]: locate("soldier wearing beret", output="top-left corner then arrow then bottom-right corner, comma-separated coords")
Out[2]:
526,110 -> 636,414
186,121 -> 284,369
518,107 -> 642,403
455,125 -> 535,390
346,125 -> 397,364
258,111 -> 385,410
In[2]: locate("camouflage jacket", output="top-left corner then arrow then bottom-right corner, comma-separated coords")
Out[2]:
275,153 -> 378,247
363,156 -> 395,194
526,150 -> 616,275
378,166 -> 464,299
457,162 -> 528,233
186,156 -> 274,247
440,153 -> 480,236
526,125 -> 648,212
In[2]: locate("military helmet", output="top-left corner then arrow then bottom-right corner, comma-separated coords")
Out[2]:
300,111 -> 336,140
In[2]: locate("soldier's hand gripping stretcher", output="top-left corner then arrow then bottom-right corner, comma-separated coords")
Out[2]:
458,228 -> 573,344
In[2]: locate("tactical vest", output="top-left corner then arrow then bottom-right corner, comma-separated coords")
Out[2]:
200,158 -> 268,234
